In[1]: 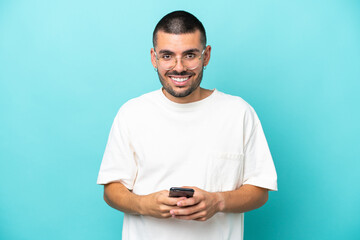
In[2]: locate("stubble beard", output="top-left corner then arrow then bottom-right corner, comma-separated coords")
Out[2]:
158,68 -> 204,98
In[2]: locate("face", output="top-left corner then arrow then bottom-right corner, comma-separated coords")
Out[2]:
151,30 -> 211,103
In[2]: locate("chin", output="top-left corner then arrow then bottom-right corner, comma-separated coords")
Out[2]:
166,87 -> 193,98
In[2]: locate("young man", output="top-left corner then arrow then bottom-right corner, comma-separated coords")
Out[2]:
97,11 -> 277,240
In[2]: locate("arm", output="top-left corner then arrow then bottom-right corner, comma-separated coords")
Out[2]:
103,182 -> 184,218
220,184 -> 268,213
170,184 -> 269,221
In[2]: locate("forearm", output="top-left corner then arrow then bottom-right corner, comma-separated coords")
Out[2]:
103,182 -> 143,215
103,182 -> 181,218
217,184 -> 269,213
169,185 -> 269,221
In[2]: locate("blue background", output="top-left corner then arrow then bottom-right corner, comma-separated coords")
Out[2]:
1,0 -> 359,239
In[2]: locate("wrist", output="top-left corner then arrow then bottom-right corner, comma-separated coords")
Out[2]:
215,192 -> 226,212
135,194 -> 147,216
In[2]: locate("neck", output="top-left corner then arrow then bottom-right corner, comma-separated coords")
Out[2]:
162,87 -> 214,104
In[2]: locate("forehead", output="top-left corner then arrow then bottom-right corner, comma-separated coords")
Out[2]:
155,30 -> 202,52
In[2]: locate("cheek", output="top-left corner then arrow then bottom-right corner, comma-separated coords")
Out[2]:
193,69 -> 202,77
157,71 -> 169,84
159,70 -> 168,78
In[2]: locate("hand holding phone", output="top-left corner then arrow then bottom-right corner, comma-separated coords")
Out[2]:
169,187 -> 194,198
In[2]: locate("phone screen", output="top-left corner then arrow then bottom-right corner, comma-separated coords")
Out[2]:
169,187 -> 194,198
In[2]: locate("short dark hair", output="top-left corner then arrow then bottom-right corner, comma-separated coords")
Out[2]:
153,11 -> 207,48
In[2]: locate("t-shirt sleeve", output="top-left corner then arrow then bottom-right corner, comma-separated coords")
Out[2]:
97,108 -> 137,189
242,108 -> 278,191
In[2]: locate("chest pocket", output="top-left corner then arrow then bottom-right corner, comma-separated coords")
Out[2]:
204,153 -> 244,192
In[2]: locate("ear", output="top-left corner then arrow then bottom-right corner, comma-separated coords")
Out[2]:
203,45 -> 211,67
150,48 -> 157,69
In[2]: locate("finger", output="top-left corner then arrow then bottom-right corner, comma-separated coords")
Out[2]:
170,204 -> 202,216
173,210 -> 207,221
162,196 -> 187,206
159,205 -> 181,214
160,212 -> 172,218
176,194 -> 202,207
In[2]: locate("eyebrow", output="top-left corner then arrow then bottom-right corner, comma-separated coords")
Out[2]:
158,48 -> 201,55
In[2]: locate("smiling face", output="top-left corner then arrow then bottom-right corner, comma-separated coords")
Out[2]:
151,30 -> 211,103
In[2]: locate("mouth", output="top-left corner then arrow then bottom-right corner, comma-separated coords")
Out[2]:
168,75 -> 192,86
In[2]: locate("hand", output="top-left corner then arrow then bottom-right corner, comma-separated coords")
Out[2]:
140,190 -> 186,218
170,187 -> 224,221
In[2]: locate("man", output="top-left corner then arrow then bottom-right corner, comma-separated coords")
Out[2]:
97,10 -> 277,240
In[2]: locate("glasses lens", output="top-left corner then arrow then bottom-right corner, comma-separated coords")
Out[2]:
160,58 -> 176,70
157,51 -> 204,70
182,53 -> 202,70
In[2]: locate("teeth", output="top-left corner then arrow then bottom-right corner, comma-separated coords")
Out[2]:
171,77 -> 189,82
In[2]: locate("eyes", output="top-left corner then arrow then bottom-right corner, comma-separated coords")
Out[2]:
160,53 -> 196,61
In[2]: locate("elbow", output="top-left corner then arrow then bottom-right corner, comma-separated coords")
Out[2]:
103,193 -> 109,205
103,189 -> 112,207
263,190 -> 269,204
259,189 -> 269,207
103,193 -> 108,204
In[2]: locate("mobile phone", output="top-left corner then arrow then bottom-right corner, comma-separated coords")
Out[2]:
169,187 -> 194,198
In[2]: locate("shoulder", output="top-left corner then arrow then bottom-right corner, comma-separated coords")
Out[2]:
116,89 -> 161,118
213,90 -> 261,128
214,90 -> 256,114
124,90 -> 160,107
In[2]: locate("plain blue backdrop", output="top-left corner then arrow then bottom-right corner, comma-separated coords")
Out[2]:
1,0 -> 359,239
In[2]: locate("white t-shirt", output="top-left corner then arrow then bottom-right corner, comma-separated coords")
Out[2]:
97,89 -> 277,240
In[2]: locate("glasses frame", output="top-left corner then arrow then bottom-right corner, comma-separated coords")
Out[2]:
154,49 -> 206,71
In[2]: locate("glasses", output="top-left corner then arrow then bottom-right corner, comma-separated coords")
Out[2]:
154,49 -> 205,70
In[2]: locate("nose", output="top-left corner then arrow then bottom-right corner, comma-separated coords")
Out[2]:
172,57 -> 186,72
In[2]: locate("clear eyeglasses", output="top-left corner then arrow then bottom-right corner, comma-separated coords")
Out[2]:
154,49 -> 205,71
